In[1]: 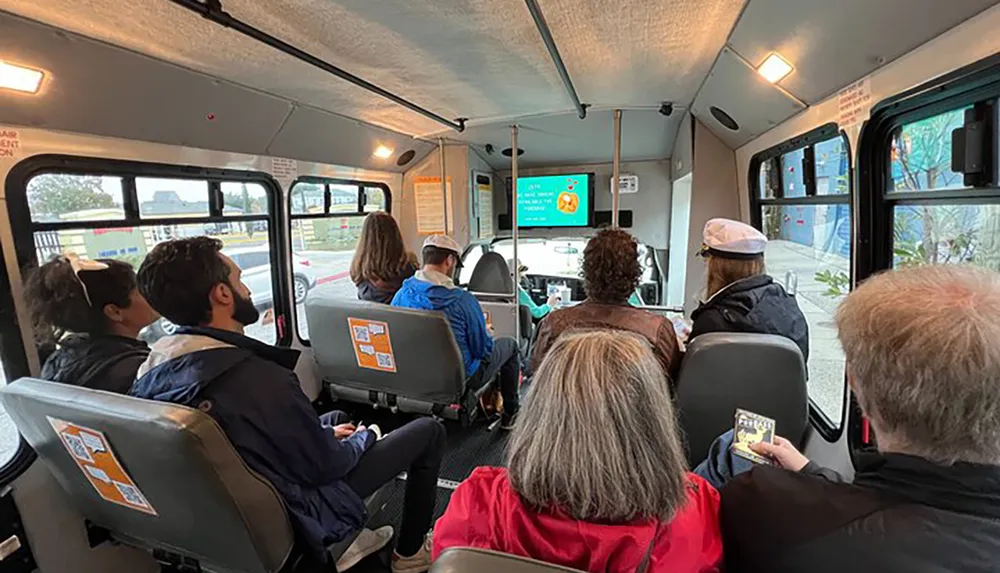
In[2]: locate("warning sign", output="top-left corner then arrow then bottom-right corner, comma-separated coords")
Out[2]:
47,417 -> 157,516
0,129 -> 21,159
348,318 -> 396,372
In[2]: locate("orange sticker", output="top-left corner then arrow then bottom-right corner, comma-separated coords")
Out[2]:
348,318 -> 396,372
483,311 -> 493,331
47,417 -> 156,516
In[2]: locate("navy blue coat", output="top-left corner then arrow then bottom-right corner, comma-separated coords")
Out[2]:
129,326 -> 374,556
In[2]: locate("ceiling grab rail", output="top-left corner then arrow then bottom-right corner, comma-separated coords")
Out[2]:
523,0 -> 588,120
612,109 -> 622,228
168,0 -> 467,132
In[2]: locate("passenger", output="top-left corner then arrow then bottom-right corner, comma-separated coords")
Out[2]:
129,237 -> 444,572
24,255 -> 158,394
508,260 -> 560,320
392,235 -> 520,428
689,218 -> 809,360
531,228 -> 682,384
350,211 -> 418,304
434,330 -> 722,572
720,265 -> 1000,572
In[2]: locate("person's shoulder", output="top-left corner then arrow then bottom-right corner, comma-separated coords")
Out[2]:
453,467 -> 509,502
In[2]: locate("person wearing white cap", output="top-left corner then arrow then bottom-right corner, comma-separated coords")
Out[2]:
392,235 -> 521,430
689,218 -> 809,361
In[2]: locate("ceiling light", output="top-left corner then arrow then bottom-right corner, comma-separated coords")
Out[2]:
373,145 -> 394,159
757,53 -> 793,84
0,61 -> 44,94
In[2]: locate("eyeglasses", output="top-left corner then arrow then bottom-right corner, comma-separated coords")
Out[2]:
65,252 -> 109,307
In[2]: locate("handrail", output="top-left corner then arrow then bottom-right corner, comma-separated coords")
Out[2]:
523,0 -> 588,119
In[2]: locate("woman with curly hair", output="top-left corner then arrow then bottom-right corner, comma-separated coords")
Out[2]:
25,254 -> 160,393
530,228 -> 682,385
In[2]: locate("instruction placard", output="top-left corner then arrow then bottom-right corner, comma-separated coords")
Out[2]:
348,318 -> 397,372
47,417 -> 157,515
477,178 -> 494,239
271,157 -> 298,187
414,176 -> 453,234
838,78 -> 872,129
0,129 -> 21,159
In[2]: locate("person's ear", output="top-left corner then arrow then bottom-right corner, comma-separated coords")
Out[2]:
208,282 -> 234,307
102,304 -> 125,324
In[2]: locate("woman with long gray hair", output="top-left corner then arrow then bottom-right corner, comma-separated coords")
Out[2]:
432,330 -> 723,572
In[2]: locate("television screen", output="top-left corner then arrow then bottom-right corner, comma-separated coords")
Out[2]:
514,173 -> 593,228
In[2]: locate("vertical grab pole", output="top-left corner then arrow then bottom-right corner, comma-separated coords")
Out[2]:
511,125 -> 521,345
438,138 -> 449,235
612,109 -> 622,228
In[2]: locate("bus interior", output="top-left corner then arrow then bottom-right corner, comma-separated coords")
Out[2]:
2,0 -> 1000,571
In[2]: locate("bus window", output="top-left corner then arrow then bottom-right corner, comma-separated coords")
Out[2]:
289,179 -> 390,343
752,129 -> 851,431
136,178 -> 210,219
27,174 -> 125,222
0,358 -> 16,465
890,108 -> 969,192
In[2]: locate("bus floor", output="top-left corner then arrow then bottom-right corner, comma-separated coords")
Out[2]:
315,397 -> 511,572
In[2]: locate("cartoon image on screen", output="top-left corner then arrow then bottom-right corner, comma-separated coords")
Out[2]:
516,174 -> 591,228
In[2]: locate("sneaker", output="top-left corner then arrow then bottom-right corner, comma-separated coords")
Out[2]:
335,525 -> 393,572
500,411 -> 518,430
391,532 -> 433,573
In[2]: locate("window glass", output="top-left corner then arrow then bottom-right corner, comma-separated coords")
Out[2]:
814,138 -> 850,195
0,360 -> 16,466
890,108 -> 968,192
290,216 -> 364,341
137,178 -> 210,218
364,187 -> 387,212
459,245 -> 484,286
221,182 -> 269,215
33,223 -> 277,346
780,149 -> 807,198
492,238 -> 587,279
892,204 -> 1000,268
330,184 -> 360,213
27,174 -> 124,222
762,204 -> 851,426
290,182 -> 324,215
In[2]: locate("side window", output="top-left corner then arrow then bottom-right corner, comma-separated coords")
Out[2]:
752,130 -> 851,433
290,179 -> 390,343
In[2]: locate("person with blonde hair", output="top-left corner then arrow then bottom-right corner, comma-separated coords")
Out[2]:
434,330 -> 722,572
689,218 -> 808,361
350,211 -> 418,304
720,264 -> 1000,572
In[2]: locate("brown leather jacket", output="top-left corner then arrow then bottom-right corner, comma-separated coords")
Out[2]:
530,301 -> 683,385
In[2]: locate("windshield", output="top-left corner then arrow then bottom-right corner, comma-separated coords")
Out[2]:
492,238 -> 587,278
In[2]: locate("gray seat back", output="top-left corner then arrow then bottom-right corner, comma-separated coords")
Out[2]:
432,548 -> 583,573
676,333 -> 808,467
0,378 -> 293,573
306,298 -> 466,404
468,252 -> 513,294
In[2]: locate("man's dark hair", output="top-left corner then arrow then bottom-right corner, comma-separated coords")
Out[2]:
422,246 -> 457,267
582,228 -> 642,304
138,237 -> 230,326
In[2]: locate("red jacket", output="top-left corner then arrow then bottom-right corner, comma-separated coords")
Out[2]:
433,467 -> 722,572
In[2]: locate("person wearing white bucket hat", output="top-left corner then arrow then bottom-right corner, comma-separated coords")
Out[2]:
689,218 -> 809,361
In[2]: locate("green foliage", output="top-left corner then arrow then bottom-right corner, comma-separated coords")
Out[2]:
814,269 -> 850,298
28,174 -> 117,217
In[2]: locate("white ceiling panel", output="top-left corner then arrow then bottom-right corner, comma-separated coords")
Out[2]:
449,108 -> 683,170
691,48 -> 805,149
729,0 -> 1000,104
539,0 -> 746,107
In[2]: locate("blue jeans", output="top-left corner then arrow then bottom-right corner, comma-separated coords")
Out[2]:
467,337 -> 521,415
692,429 -> 755,489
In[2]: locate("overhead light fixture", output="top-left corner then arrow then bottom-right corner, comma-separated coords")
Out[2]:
0,60 -> 44,94
757,53 -> 793,84
373,145 -> 394,159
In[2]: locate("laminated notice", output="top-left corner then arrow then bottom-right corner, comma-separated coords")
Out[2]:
348,318 -> 397,372
47,417 -> 157,515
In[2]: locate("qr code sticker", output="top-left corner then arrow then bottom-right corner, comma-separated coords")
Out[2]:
376,352 -> 395,370
352,325 -> 371,343
62,432 -> 93,463
113,481 -> 150,509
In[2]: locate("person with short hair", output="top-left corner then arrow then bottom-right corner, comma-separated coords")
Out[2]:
392,235 -> 520,428
530,228 -> 682,384
720,265 -> 1000,572
350,211 -> 418,304
24,255 -> 159,393
689,218 -> 809,361
129,237 -> 444,572
433,330 -> 723,572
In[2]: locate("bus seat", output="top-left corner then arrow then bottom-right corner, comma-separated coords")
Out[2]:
0,377 -> 294,573
467,252 -> 513,295
307,299 -> 491,423
432,548 -> 584,573
676,333 -> 808,468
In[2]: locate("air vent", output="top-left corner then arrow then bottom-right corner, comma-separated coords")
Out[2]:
710,106 -> 740,131
502,147 -> 525,157
396,149 -> 417,167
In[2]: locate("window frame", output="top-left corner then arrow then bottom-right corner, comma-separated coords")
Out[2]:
288,176 -> 392,346
748,123 -> 853,442
6,155 -> 290,346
